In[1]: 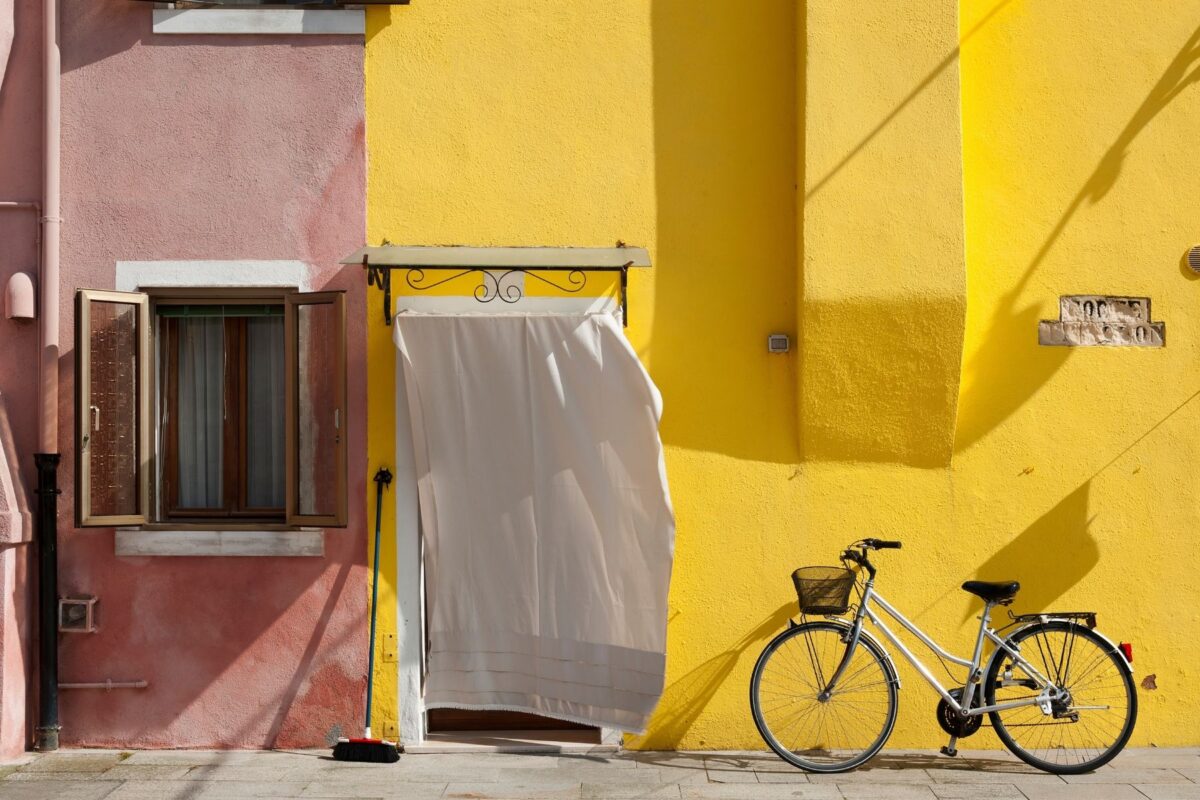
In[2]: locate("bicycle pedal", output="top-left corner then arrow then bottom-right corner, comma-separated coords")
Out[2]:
940,746 -> 958,758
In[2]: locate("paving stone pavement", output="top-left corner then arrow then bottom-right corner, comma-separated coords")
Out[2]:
0,748 -> 1196,800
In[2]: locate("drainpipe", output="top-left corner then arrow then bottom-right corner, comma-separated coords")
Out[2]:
34,0 -> 61,753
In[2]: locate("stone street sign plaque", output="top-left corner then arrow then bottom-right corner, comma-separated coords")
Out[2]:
1038,295 -> 1164,347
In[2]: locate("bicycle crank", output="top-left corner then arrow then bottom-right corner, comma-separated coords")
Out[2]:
936,688 -> 983,738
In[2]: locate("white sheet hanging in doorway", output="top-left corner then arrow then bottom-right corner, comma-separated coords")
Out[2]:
394,312 -> 674,733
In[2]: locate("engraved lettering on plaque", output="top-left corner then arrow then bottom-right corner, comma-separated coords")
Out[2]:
1039,295 -> 1164,347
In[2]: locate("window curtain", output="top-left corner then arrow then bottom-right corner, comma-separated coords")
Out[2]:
245,317 -> 285,508
395,312 -> 675,732
177,318 -> 224,508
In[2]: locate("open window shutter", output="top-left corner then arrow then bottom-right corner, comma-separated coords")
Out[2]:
75,289 -> 151,527
285,291 -> 348,527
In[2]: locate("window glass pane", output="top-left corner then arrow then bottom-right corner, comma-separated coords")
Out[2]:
296,302 -> 339,517
176,318 -> 224,509
87,301 -> 140,517
246,317 -> 285,508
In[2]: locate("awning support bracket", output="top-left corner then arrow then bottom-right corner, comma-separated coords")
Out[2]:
365,257 -> 392,324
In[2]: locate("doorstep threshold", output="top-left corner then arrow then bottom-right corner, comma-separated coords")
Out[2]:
407,730 -> 618,755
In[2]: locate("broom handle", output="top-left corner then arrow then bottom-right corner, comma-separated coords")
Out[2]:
366,467 -> 392,738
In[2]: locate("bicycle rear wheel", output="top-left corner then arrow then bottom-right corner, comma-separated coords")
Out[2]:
750,621 -> 898,773
986,620 -> 1137,774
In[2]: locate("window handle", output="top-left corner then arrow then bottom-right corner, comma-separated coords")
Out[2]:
334,408 -> 341,443
82,404 -> 99,450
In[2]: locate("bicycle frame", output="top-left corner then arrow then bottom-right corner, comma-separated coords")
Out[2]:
829,577 -> 1060,718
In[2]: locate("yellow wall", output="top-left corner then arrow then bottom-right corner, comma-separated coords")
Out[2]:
955,0 -> 1200,747
366,0 -> 1200,749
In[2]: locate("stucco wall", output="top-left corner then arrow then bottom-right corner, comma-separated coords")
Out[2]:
0,0 -> 43,760
55,0 -> 367,748
956,0 -> 1200,750
365,0 -> 1200,750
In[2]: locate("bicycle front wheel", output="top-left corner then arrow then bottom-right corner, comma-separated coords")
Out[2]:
986,620 -> 1137,774
750,621 -> 898,773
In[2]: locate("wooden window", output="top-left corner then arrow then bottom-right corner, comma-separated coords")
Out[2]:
75,290 -> 152,527
159,309 -> 286,522
285,292 -> 348,527
75,289 -> 347,529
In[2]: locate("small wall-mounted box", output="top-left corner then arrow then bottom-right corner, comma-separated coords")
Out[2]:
59,596 -> 98,633
767,333 -> 790,353
4,273 -> 35,320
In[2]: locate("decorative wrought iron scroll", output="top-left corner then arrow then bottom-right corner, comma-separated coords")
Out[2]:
364,261 -> 632,327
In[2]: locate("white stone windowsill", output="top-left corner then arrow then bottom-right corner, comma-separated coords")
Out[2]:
116,529 -> 324,557
152,8 -> 365,36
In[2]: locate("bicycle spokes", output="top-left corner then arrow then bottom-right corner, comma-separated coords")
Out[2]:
750,623 -> 897,773
988,623 -> 1136,773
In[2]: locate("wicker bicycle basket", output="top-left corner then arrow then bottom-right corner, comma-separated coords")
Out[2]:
792,566 -> 856,615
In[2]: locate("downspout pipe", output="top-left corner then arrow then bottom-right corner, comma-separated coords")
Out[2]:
34,454 -> 59,751
40,0 -> 59,455
34,0 -> 61,753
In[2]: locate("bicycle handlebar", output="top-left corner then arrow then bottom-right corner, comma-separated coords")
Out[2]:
864,539 -> 902,550
841,539 -> 901,579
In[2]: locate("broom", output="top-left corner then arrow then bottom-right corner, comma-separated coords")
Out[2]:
333,467 -> 401,763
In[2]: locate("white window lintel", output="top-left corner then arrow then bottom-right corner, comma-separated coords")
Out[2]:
152,8 -> 365,36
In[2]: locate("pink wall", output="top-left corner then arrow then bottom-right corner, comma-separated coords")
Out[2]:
52,0 -> 368,748
0,0 -> 43,761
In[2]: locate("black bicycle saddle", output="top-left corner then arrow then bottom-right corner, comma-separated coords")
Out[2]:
961,580 -> 1020,603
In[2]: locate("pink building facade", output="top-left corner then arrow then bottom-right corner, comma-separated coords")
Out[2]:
0,0 -> 369,755
0,0 -> 46,760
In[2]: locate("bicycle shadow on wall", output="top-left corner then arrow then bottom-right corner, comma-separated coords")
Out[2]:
634,602 -> 795,750
961,481 -> 1098,623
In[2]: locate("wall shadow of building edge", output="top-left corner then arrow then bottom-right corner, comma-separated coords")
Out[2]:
647,0 -> 799,466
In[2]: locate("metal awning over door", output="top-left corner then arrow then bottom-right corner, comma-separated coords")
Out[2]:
342,245 -> 652,326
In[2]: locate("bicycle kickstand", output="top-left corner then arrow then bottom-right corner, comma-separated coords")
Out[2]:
940,735 -> 959,758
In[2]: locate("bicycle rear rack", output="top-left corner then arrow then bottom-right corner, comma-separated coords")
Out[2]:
1008,611 -> 1097,629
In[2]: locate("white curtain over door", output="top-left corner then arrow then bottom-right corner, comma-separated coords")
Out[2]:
394,312 -> 675,732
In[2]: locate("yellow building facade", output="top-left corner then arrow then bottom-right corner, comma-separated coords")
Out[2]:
362,0 -> 1200,749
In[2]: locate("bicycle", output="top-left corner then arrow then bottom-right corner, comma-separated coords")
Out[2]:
749,539 -> 1137,774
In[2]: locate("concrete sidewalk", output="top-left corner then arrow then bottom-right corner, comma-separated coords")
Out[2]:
0,747 -> 1197,799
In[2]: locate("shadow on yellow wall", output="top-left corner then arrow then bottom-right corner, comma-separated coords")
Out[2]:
804,0 -> 1013,204
648,0 -> 799,465
956,22 -> 1200,453
961,482 -> 1098,621
634,603 -> 794,749
954,385 -> 1199,622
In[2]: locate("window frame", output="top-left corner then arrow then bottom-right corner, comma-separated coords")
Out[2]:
284,291 -> 348,528
75,285 -> 348,530
151,289 -> 292,525
158,311 -> 287,523
75,290 -> 153,527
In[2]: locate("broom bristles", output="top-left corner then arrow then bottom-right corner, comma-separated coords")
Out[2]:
332,737 -> 401,763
